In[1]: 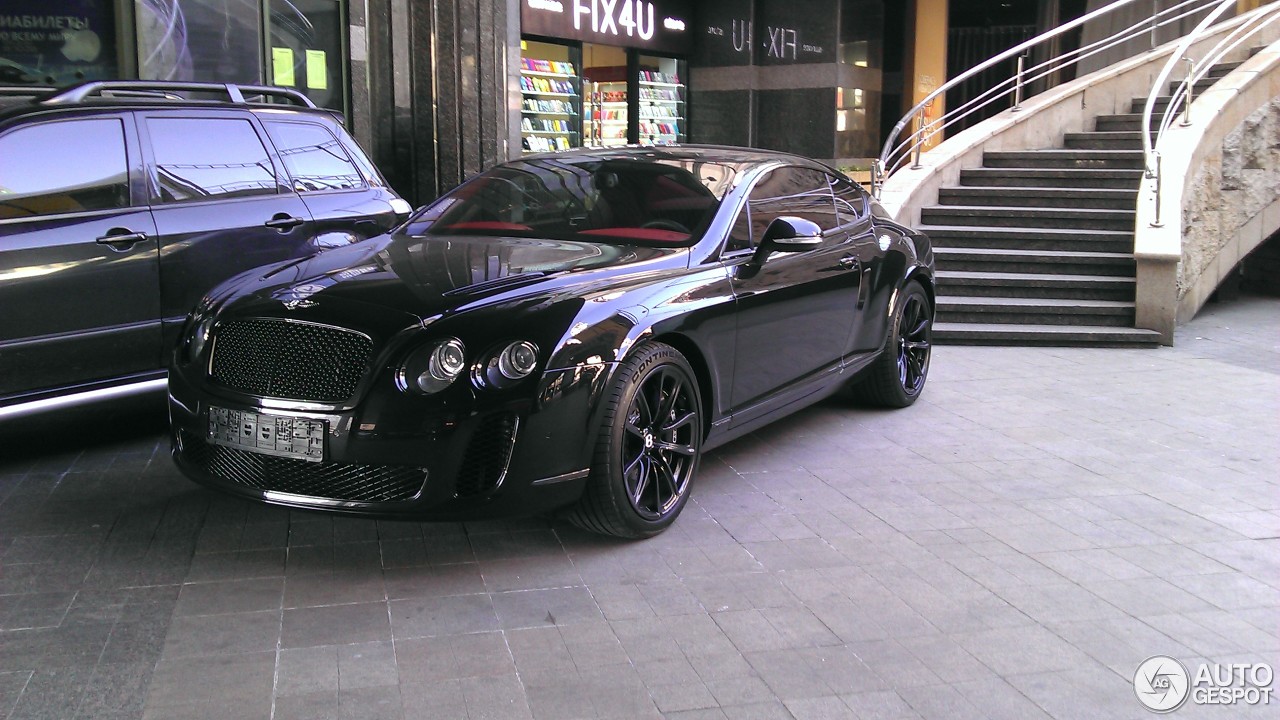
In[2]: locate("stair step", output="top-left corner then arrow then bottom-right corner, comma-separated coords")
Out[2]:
936,270 -> 1136,301
937,296 -> 1136,326
1063,131 -> 1143,150
932,322 -> 1162,347
1094,114 -> 1161,132
959,167 -> 1143,189
1131,96 -> 1178,114
921,205 -> 1135,231
934,247 -> 1136,276
937,186 -> 1136,210
920,225 -> 1133,253
983,149 -> 1144,170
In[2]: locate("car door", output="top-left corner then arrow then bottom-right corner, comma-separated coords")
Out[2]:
830,175 -> 888,356
0,113 -> 161,400
261,118 -> 403,241
725,166 -> 862,417
138,111 -> 317,348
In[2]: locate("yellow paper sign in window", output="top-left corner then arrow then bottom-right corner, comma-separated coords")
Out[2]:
306,50 -> 328,90
272,47 -> 295,86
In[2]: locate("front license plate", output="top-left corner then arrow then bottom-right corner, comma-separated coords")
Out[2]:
207,407 -> 326,462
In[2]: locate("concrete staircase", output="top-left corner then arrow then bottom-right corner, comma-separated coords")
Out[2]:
921,63 -> 1240,347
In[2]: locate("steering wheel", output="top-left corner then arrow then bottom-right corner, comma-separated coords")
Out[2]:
640,219 -> 690,234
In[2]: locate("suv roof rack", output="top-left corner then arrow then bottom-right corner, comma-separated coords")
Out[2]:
41,81 -> 317,108
0,86 -> 54,96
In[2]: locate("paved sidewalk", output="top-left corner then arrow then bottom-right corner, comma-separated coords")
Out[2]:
1,295 -> 1277,720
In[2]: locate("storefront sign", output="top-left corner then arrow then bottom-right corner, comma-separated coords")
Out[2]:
695,0 -> 837,67
522,0 -> 693,55
0,0 -> 116,84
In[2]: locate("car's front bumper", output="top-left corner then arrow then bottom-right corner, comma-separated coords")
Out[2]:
168,363 -> 612,519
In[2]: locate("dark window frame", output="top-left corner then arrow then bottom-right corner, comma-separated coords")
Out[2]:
0,116 -> 134,221
138,111 -> 287,207
264,119 -> 367,195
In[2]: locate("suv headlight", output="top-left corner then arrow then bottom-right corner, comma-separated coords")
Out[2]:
398,338 -> 466,394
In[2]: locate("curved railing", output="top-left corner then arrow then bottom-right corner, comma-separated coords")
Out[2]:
872,0 -> 1230,197
1142,0 -> 1280,226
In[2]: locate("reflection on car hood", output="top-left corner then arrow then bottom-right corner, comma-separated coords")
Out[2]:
227,233 -> 685,321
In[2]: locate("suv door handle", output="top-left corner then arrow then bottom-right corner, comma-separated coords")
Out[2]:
838,256 -> 859,271
95,228 -> 148,251
265,214 -> 305,231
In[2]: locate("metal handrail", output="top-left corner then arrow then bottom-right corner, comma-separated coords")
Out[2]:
873,0 -> 1228,197
1143,0 -> 1280,226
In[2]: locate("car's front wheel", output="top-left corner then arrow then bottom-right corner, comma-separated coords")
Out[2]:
567,342 -> 702,538
851,279 -> 932,408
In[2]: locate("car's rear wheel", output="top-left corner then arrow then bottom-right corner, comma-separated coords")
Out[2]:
567,342 -> 702,538
850,279 -> 932,408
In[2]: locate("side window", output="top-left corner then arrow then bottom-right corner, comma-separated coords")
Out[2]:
265,121 -> 364,193
746,167 -> 839,244
0,118 -> 129,219
724,203 -> 752,253
831,176 -> 869,226
147,117 -> 278,203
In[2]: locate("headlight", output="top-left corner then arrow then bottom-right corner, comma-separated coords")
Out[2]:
477,340 -> 540,389
497,341 -> 538,380
186,315 -> 215,362
398,338 -> 466,394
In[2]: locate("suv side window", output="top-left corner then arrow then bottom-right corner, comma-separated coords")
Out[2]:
0,118 -> 129,219
147,117 -> 278,203
265,121 -> 364,193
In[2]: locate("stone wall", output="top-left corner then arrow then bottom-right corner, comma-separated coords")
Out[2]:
1180,98 -> 1280,303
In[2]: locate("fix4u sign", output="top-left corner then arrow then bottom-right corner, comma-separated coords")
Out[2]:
522,0 -> 693,55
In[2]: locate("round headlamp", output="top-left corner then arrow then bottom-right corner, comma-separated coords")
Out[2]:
497,341 -> 539,380
401,338 -> 467,394
187,316 -> 215,362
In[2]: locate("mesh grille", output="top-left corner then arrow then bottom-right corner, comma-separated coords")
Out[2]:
455,413 -> 519,498
181,432 -> 427,503
210,319 -> 372,402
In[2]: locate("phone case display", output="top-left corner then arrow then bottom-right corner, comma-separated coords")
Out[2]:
587,81 -> 628,148
520,56 -> 580,153
638,70 -> 684,144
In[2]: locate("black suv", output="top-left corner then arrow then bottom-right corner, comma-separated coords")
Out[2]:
0,81 -> 410,419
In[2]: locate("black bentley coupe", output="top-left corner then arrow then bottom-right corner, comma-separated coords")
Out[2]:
169,146 -> 934,538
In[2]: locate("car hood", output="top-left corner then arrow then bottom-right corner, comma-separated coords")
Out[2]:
224,232 -> 687,324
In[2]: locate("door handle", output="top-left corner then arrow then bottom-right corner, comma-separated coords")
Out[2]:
838,256 -> 859,271
95,228 -> 148,251
265,214 -> 305,231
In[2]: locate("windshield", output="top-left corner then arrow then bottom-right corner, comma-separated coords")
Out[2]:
404,157 -> 742,246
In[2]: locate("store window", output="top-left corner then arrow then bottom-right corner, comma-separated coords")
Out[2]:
0,0 -> 118,84
147,118 -> 278,202
133,0 -> 347,113
0,118 -> 129,218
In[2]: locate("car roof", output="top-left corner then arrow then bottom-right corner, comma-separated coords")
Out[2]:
516,144 -> 839,174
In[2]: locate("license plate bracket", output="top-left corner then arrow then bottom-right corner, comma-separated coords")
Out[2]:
208,407 -> 326,462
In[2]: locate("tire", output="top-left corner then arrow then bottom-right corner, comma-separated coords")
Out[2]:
566,342 -> 703,538
850,280 -> 932,408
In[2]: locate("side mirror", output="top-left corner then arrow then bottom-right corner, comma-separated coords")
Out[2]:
759,216 -> 823,251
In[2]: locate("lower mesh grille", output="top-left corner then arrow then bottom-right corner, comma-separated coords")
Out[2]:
454,413 -> 519,498
181,432 -> 427,503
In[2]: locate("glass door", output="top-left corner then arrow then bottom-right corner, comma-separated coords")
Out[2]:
636,54 -> 686,145
583,43 -> 628,149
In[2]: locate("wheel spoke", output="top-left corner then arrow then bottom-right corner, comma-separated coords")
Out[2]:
661,410 -> 696,434
652,454 -> 680,504
657,373 -> 683,421
656,441 -> 696,456
624,449 -> 645,479
633,387 -> 655,428
629,455 -> 652,506
624,419 -> 646,439
903,340 -> 930,351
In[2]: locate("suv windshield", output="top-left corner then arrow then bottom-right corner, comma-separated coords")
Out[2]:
405,157 -> 742,245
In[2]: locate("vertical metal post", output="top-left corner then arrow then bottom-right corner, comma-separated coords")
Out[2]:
1151,152 -> 1164,228
1150,3 -> 1159,50
910,114 -> 923,169
1180,56 -> 1195,127
1012,55 -> 1026,111
871,159 -> 883,198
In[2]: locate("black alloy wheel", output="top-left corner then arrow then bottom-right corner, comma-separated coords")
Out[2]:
567,342 -> 703,538
850,279 -> 932,408
897,290 -> 931,397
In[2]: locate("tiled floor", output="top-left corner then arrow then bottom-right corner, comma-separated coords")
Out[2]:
1,294 -> 1277,720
